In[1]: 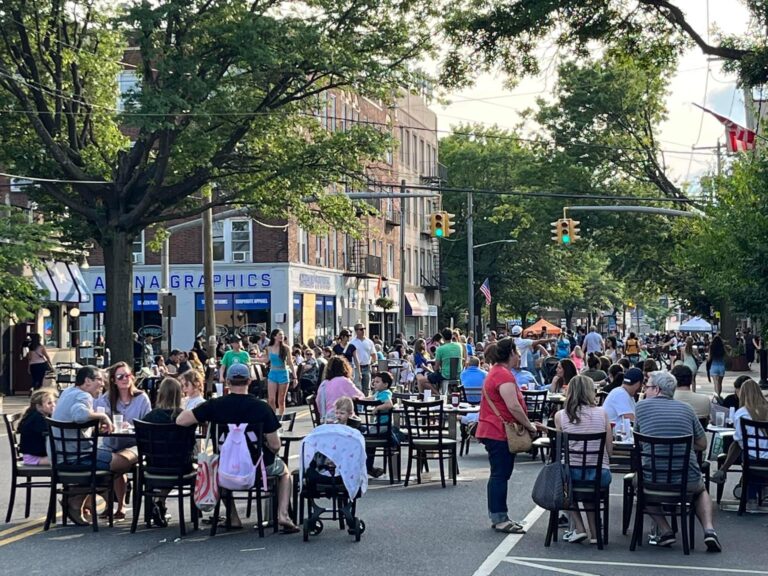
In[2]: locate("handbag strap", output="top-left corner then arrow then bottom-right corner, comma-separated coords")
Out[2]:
482,384 -> 515,427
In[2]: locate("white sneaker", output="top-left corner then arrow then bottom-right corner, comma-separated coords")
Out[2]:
563,530 -> 588,544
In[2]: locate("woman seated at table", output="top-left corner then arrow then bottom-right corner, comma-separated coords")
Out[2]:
315,355 -> 364,423
550,359 -> 578,394
711,378 -> 768,493
554,375 -> 612,544
94,362 -> 152,519
141,378 -> 196,527
179,370 -> 206,410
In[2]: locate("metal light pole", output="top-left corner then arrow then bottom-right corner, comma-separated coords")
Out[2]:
469,238 -> 517,337
466,191 -> 473,336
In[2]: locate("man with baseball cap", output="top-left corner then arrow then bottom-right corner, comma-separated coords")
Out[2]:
177,363 -> 299,532
511,325 -> 554,372
349,323 -> 377,395
602,366 -> 643,425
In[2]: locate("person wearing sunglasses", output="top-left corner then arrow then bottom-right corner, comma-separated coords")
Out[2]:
94,361 -> 151,519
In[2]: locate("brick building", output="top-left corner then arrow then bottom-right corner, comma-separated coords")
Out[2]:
80,85 -> 442,351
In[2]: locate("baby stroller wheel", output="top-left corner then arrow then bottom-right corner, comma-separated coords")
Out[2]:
348,518 -> 364,541
733,483 -> 742,500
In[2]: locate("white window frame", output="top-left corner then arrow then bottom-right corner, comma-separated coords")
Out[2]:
131,231 -> 145,265
117,70 -> 140,113
298,227 -> 309,264
210,218 -> 252,263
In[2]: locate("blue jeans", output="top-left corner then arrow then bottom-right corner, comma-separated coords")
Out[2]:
481,438 -> 517,524
570,467 -> 612,487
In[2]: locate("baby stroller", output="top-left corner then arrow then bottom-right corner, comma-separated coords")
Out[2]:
299,424 -> 368,542
540,356 -> 560,387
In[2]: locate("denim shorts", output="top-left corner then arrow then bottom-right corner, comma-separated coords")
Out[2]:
570,467 -> 612,487
76,448 -> 113,471
710,361 -> 725,377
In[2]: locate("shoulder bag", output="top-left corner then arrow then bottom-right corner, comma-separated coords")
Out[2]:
531,431 -> 571,511
482,385 -> 533,454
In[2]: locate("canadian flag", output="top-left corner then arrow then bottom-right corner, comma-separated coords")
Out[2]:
694,103 -> 757,153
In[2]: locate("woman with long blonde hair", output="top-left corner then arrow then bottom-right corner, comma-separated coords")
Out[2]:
711,379 -> 768,488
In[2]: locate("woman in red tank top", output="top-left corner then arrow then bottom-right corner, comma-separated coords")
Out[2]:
477,338 -> 543,533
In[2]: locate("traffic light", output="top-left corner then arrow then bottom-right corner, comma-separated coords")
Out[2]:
559,218 -> 571,244
551,219 -> 561,243
430,212 -> 446,238
443,212 -> 455,238
568,218 -> 580,243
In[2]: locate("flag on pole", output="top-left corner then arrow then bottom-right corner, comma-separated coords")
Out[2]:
479,278 -> 492,306
693,103 -> 757,153
375,276 -> 383,297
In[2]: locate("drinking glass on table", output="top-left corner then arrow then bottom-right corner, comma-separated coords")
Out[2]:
113,414 -> 124,431
715,411 -> 725,427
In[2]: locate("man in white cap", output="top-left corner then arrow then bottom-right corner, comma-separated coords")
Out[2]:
511,325 -> 554,371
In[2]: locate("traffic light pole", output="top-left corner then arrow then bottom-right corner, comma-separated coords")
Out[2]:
467,191 -> 474,337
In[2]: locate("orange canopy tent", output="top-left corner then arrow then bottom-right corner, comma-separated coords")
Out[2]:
523,318 -> 562,336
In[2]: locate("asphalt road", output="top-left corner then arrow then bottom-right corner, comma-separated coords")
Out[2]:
1,366 -> 766,576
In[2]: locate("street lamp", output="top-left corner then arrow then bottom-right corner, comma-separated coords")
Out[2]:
468,238 -> 517,337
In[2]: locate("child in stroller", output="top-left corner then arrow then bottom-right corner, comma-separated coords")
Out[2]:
299,403 -> 368,541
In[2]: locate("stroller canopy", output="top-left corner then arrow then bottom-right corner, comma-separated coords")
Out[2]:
301,424 -> 368,497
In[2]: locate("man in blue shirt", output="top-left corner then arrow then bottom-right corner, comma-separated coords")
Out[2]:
460,357 -> 487,403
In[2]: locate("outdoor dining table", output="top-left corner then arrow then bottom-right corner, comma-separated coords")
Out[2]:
391,402 -> 480,440
706,424 -> 735,460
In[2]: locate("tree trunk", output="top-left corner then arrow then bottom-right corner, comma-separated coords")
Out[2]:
490,302 -> 498,332
564,308 -> 574,330
519,308 -> 530,328
102,230 -> 135,366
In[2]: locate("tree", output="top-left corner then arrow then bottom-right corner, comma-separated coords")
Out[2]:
442,0 -> 768,88
0,205 -> 60,320
0,0 -> 434,362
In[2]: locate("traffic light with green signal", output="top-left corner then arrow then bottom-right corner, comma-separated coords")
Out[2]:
430,212 -> 446,238
551,217 -> 580,245
568,218 -> 580,243
443,212 -> 455,238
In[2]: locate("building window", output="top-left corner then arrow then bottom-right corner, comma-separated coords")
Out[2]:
117,71 -> 139,112
329,95 -> 337,132
298,227 -> 309,264
399,127 -> 405,163
211,219 -> 252,263
387,244 -> 394,278
331,230 -> 338,268
132,231 -> 145,265
420,248 -> 426,283
404,130 -> 410,168
412,133 -> 418,170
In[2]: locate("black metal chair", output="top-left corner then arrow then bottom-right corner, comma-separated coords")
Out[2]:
306,395 -> 322,427
523,390 -> 548,460
45,418 -> 116,532
544,431 -> 610,549
3,412 -> 53,523
208,423 -> 279,538
401,400 -> 458,488
354,398 -> 401,484
440,357 -> 462,397
279,412 -> 297,432
737,417 -> 768,515
629,433 -> 697,555
131,420 -> 198,537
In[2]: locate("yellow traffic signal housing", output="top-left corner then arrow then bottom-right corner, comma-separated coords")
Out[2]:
559,218 -> 571,244
430,212 -> 445,238
569,218 -> 581,243
443,212 -> 456,238
551,220 -> 561,243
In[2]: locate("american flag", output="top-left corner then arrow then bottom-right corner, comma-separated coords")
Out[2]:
479,277 -> 492,306
694,104 -> 757,153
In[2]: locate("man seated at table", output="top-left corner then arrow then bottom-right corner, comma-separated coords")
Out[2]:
52,366 -> 129,525
635,371 -> 722,552
460,357 -> 487,403
176,363 -> 299,533
602,367 -> 642,425
672,365 -> 711,420
417,327 -> 463,394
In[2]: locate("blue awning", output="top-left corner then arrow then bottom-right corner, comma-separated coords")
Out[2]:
33,261 -> 91,303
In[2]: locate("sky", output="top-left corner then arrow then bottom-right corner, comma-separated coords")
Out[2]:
431,0 -> 752,186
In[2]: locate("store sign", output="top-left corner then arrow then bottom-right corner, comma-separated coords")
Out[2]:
298,273 -> 332,291
238,323 -> 266,337
194,292 -> 271,311
138,325 -> 163,339
93,293 -> 159,312
92,272 -> 272,291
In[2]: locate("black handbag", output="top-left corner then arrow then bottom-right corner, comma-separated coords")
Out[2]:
531,431 -> 571,511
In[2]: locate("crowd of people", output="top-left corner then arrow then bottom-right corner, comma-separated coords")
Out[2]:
13,319 -> 766,550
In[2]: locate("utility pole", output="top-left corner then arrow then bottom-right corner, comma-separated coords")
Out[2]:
398,179 -> 407,340
202,199 -> 217,365
467,191 -> 474,336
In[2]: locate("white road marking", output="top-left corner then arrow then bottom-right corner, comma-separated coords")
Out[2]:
505,559 -> 599,576
471,505 -> 546,576
505,558 -> 768,575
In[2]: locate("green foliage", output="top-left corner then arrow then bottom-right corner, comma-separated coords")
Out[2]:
442,0 -> 764,88
674,153 -> 768,326
0,206 -> 60,320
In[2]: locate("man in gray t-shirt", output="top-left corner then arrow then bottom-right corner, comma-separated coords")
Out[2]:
634,371 -> 722,552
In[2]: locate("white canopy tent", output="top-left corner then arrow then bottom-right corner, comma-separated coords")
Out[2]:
678,317 -> 713,332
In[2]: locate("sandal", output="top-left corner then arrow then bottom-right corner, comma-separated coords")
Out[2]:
278,521 -> 300,534
493,520 -> 526,534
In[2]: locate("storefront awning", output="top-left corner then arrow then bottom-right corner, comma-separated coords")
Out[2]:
34,261 -> 91,303
405,292 -> 428,317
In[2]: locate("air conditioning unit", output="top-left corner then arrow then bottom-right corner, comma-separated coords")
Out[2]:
131,253 -> 143,264
10,178 -> 33,193
232,251 -> 248,263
